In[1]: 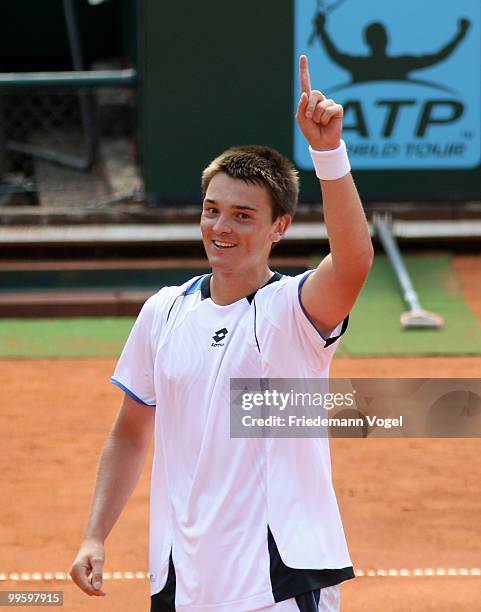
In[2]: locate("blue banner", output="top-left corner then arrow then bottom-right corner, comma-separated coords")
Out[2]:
294,0 -> 481,170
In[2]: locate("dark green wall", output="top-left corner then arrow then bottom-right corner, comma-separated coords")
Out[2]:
0,0 -> 136,70
140,1 -> 481,204
140,0 -> 293,204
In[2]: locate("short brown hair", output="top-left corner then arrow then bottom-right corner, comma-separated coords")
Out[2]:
201,145 -> 299,220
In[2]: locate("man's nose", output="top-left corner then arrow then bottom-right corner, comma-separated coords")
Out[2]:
212,214 -> 233,234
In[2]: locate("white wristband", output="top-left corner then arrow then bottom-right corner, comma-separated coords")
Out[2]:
309,140 -> 351,181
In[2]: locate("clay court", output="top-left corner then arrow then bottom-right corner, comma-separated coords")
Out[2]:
1,256 -> 481,611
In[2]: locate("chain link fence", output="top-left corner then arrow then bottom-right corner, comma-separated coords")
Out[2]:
0,83 -> 141,207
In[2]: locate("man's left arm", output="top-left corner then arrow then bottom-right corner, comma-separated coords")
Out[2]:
296,55 -> 373,338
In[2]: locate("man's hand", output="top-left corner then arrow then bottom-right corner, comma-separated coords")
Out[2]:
70,539 -> 106,597
296,55 -> 343,151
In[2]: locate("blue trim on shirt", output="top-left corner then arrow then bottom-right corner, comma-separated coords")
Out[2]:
183,275 -> 206,296
297,270 -> 349,347
110,378 -> 155,407
297,270 -> 332,344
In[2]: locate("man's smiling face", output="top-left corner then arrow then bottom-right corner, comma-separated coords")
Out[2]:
201,172 -> 290,274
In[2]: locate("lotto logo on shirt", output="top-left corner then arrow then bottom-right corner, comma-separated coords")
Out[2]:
211,328 -> 228,347
294,0 -> 481,169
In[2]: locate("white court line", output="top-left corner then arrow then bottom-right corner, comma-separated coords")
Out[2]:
0,569 -> 480,582
0,571 -> 147,582
354,568 -> 481,578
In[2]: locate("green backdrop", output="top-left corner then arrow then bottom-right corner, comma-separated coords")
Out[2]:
139,0 -> 481,204
0,0 -> 136,70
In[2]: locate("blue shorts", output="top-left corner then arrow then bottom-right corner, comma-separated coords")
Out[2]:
150,585 -> 340,612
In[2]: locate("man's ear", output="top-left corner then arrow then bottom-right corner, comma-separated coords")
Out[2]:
271,214 -> 292,243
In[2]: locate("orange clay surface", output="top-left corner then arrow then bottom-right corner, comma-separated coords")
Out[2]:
0,256 -> 480,611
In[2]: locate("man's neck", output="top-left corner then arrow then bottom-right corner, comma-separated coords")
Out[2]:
210,268 -> 274,305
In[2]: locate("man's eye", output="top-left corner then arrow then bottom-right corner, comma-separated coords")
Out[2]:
204,208 -> 217,214
237,213 -> 250,220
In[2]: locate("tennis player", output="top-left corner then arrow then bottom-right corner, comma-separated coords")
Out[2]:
70,55 -> 373,611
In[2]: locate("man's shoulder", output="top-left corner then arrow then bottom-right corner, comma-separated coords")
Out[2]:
143,274 -> 208,314
253,271 -> 315,323
256,270 -> 311,299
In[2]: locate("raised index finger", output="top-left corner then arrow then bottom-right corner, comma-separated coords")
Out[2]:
299,55 -> 311,95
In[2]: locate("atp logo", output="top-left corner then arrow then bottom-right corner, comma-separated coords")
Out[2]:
294,0 -> 481,169
211,328 -> 228,347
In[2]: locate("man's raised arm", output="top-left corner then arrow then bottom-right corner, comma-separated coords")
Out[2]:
295,55 -> 373,338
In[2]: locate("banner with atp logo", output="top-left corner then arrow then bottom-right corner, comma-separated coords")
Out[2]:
294,0 -> 481,170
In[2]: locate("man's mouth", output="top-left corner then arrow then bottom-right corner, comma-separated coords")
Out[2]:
212,240 -> 237,249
